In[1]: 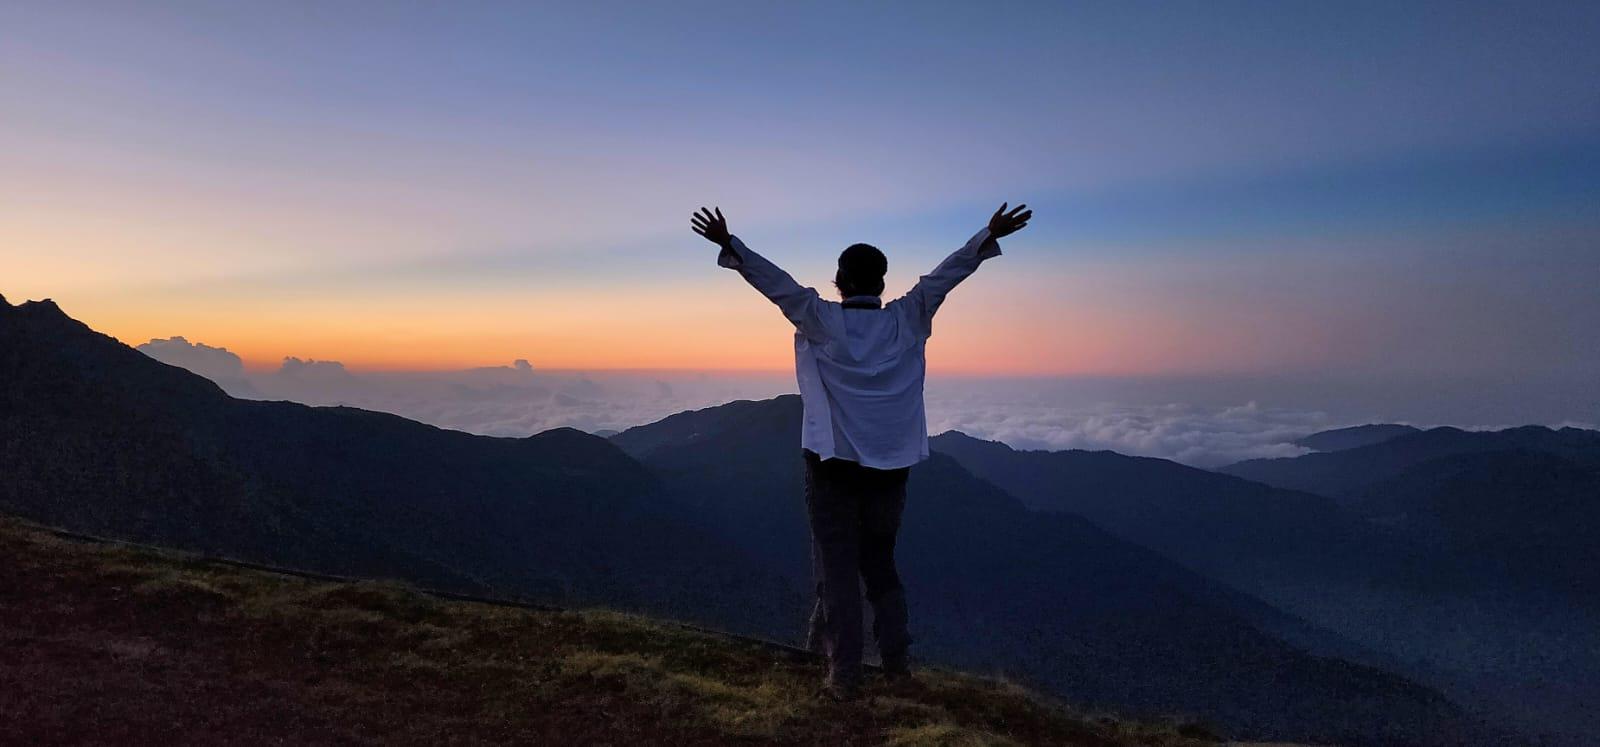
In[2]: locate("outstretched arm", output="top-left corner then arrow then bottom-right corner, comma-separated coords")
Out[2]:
899,203 -> 1031,338
692,206 -> 829,340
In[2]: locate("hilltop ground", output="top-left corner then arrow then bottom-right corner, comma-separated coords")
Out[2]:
0,517 -> 1233,746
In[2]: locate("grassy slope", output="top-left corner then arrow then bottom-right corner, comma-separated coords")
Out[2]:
0,517 -> 1237,747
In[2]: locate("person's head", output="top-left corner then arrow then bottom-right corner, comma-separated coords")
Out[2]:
834,243 -> 887,299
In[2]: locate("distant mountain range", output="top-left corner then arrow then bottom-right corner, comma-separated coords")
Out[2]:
1227,426 -> 1600,703
1218,422 -> 1600,619
924,422 -> 1600,744
927,430 -> 1371,595
4,292 -> 1571,744
1223,424 -> 1600,500
1294,423 -> 1421,452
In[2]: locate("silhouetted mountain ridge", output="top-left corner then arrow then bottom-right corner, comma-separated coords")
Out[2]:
1352,449 -> 1600,600
928,430 -> 1368,592
928,424 -> 1600,744
0,294 -> 798,636
1222,424 -> 1600,499
1295,423 -> 1421,452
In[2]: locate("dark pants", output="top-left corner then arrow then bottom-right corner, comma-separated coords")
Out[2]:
802,449 -> 911,687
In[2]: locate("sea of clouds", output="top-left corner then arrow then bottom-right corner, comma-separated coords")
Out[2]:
139,336 -> 1423,468
922,396 -> 1325,466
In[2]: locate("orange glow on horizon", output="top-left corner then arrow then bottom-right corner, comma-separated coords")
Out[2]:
18,248 -> 1343,379
68,296 -> 1283,378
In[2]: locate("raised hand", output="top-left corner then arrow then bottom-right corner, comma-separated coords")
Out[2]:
691,206 -> 732,247
987,202 -> 1032,239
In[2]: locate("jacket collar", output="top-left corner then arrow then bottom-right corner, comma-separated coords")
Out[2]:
842,295 -> 882,309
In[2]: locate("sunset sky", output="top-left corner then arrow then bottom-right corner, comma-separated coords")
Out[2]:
4,2 -> 1597,387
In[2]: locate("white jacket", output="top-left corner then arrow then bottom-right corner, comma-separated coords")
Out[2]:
718,228 -> 1001,469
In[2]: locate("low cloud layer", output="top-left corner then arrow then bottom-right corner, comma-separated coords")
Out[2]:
138,341 -> 795,440
924,397 -> 1324,467
134,338 -> 1417,467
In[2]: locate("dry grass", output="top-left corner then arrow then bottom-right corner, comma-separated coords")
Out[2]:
1,516 -> 1229,745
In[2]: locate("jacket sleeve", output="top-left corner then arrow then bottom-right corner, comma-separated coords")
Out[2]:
718,235 -> 832,342
895,228 -> 1002,339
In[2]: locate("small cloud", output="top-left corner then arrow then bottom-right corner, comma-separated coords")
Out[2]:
138,336 -> 244,378
136,336 -> 257,396
277,357 -> 351,378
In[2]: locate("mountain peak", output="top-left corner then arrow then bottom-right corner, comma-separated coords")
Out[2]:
929,430 -> 1020,459
1294,424 -> 1420,452
528,425 -> 592,440
2,298 -> 83,332
930,429 -> 991,444
0,294 -> 69,319
20,298 -> 65,315
610,395 -> 802,460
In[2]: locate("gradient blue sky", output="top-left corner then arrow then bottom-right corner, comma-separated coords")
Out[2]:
4,2 -> 1597,409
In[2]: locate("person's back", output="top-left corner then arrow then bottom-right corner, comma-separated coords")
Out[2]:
691,202 -> 1031,699
804,298 -> 929,467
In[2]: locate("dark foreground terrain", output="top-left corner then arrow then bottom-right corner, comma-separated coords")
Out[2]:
0,517 -> 1236,746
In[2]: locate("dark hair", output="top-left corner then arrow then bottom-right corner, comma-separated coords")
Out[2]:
834,243 -> 887,298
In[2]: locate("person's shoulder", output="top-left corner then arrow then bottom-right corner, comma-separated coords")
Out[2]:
882,295 -> 933,338
808,296 -> 846,325
884,295 -> 920,315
